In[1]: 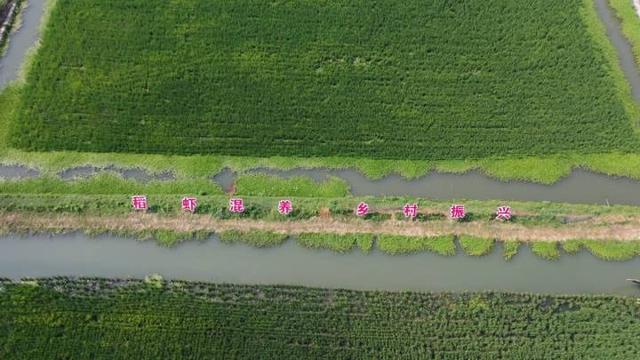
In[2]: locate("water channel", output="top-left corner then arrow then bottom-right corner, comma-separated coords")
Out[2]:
0,233 -> 638,295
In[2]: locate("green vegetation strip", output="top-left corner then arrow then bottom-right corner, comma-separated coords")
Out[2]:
377,235 -> 456,256
8,0 -> 640,163
218,230 -> 287,248
0,278 -> 638,359
0,173 -> 224,195
1,192 -> 639,220
562,239 -> 640,261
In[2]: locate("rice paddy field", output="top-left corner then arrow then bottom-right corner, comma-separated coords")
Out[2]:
1,278 -> 638,359
7,0 -> 640,162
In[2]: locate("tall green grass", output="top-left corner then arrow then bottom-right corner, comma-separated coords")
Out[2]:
502,241 -> 521,261
377,235 -> 456,256
459,236 -> 495,256
530,242 -> 561,261
296,233 -> 374,253
0,173 -> 224,195
218,230 -> 288,247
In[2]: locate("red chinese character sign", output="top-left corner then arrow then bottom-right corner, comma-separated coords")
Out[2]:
182,197 -> 198,212
449,204 -> 465,220
496,206 -> 512,221
403,203 -> 418,219
355,202 -> 369,217
131,195 -> 148,211
278,199 -> 293,215
229,198 -> 245,213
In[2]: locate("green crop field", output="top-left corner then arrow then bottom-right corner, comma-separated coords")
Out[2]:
8,0 -> 640,160
1,278 -> 639,359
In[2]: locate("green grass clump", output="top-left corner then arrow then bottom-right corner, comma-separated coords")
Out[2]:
218,230 -> 288,248
531,242 -> 561,261
10,0 -> 640,161
296,233 -> 374,253
561,240 -> 584,255
502,241 -> 521,261
459,236 -> 495,256
234,174 -> 350,197
377,235 -> 456,256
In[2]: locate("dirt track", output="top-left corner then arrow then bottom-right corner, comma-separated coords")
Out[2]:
3,212 -> 640,242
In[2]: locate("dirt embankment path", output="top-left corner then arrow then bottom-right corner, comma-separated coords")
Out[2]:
3,212 -> 640,242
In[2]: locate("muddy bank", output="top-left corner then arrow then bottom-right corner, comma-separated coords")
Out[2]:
58,165 -> 175,182
0,164 -> 38,179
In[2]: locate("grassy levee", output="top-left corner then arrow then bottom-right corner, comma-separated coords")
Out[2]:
0,197 -> 639,258
1,278 -> 639,358
0,0 -> 638,184
3,191 -> 640,219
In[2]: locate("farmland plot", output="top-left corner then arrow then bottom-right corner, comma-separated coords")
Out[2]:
10,0 -> 640,159
1,279 -> 639,358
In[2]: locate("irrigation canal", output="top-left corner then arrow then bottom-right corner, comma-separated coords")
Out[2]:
0,233 -> 638,295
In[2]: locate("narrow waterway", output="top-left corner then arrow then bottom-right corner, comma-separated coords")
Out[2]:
0,233 -> 638,295
247,168 -> 640,205
595,0 -> 640,101
0,0 -> 45,87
